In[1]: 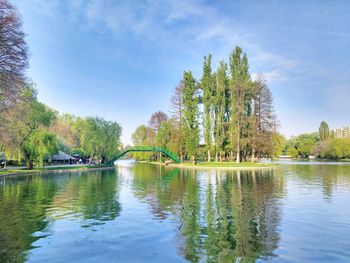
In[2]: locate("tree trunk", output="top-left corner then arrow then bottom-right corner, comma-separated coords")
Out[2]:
251,148 -> 255,163
236,123 -> 240,163
192,155 -> 196,165
159,151 -> 162,163
27,161 -> 33,170
219,151 -> 223,162
215,151 -> 218,162
207,150 -> 211,163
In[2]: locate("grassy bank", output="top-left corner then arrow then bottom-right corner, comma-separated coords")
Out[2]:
0,164 -> 114,176
181,161 -> 275,167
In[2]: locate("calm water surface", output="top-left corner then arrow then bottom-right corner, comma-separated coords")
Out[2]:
1,162 -> 350,262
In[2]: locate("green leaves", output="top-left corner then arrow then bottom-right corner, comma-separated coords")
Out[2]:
201,55 -> 214,153
132,46 -> 279,163
78,117 -> 122,161
23,130 -> 59,167
182,71 -> 199,162
285,133 -> 319,158
319,121 -> 330,141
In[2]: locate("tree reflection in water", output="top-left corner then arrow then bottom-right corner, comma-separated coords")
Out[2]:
131,164 -> 284,262
0,170 -> 120,263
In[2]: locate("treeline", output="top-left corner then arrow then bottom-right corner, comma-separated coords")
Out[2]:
0,1 -> 122,168
284,121 -> 350,159
132,47 -> 285,163
0,84 -> 122,168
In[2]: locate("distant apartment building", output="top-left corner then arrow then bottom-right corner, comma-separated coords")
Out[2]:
331,126 -> 350,138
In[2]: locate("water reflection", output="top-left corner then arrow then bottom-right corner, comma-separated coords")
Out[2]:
285,165 -> 350,200
0,174 -> 59,263
1,163 -> 349,262
0,170 -> 120,263
130,164 -> 283,262
48,170 -> 120,224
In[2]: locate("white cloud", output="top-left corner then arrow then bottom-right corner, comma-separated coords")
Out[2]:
63,0 -> 348,80
26,0 -> 297,77
252,70 -> 289,83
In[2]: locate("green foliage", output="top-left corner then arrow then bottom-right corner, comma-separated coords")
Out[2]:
132,125 -> 155,146
286,126 -> 350,160
213,61 -> 229,160
125,46 -> 283,164
272,132 -> 286,158
50,113 -> 80,149
201,55 -> 213,158
71,148 -> 89,158
286,147 -> 299,158
132,46 -> 279,163
156,120 -> 173,147
319,121 -> 330,141
182,71 -> 199,162
316,138 -> 350,159
1,89 -> 122,166
78,117 -> 122,161
22,131 -> 59,167
285,133 -> 319,158
27,100 -> 57,130
229,46 -> 252,162
131,125 -> 156,161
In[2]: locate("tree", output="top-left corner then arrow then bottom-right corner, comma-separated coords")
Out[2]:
148,111 -> 168,133
156,120 -> 173,147
50,113 -> 80,150
169,81 -> 184,161
22,130 -> 59,168
252,76 -> 277,161
229,46 -> 251,163
0,0 -> 28,113
286,147 -> 298,158
319,121 -> 330,141
0,85 -> 57,166
182,71 -> 199,164
285,133 -> 319,158
132,125 -> 155,146
201,55 -> 213,162
131,125 -> 156,161
79,117 -> 122,162
213,61 -> 229,161
271,132 -> 286,160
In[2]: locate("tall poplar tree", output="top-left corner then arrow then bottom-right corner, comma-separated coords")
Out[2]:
213,61 -> 229,161
319,121 -> 330,141
229,46 -> 251,163
182,71 -> 199,164
201,55 -> 213,162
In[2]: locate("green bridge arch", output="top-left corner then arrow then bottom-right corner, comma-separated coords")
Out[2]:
110,146 -> 180,164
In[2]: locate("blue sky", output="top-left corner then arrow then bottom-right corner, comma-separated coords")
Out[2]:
12,0 -> 350,145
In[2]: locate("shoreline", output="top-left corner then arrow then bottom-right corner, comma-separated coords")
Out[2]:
137,161 -> 278,170
0,165 -> 115,177
0,161 -> 279,177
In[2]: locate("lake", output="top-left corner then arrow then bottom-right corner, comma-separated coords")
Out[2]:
1,161 -> 350,262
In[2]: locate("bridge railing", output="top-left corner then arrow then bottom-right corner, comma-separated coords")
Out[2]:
113,146 -> 180,163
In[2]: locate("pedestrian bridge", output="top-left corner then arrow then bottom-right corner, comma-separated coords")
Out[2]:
110,146 -> 180,164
